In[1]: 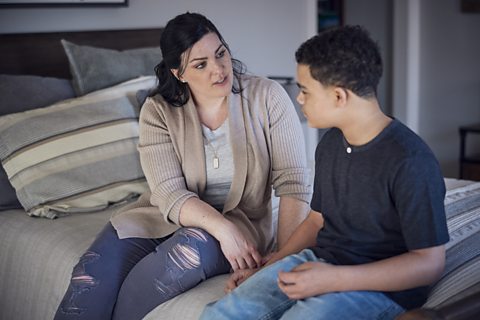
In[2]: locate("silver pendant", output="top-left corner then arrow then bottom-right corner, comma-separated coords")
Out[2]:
213,156 -> 219,169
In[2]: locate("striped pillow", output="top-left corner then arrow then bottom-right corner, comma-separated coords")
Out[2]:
0,76 -> 156,218
424,181 -> 480,308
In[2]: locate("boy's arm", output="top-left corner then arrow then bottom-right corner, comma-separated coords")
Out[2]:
278,244 -> 446,300
225,210 -> 323,292
267,209 -> 324,266
276,196 -> 311,250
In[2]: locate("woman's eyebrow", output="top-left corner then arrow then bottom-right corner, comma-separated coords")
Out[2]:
189,44 -> 224,63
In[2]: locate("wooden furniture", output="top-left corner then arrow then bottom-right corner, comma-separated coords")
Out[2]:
0,28 -> 162,78
459,123 -> 480,181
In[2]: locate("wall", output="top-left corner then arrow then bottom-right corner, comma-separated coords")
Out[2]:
419,0 -> 480,178
0,0 -> 310,78
393,0 -> 480,178
343,0 -> 393,114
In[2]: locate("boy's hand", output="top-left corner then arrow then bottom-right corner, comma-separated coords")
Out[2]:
225,268 -> 259,293
277,261 -> 338,299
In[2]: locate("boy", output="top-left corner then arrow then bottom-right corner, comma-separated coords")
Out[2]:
200,25 -> 449,319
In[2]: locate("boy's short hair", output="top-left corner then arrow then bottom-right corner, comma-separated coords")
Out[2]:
295,25 -> 383,98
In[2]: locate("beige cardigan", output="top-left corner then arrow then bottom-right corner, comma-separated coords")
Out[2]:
111,75 -> 311,254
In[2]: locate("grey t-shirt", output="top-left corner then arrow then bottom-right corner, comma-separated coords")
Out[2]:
310,119 -> 449,309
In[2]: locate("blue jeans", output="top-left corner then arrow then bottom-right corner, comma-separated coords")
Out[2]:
54,222 -> 230,320
201,249 -> 405,320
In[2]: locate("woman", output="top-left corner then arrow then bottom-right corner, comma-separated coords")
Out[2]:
54,12 -> 311,320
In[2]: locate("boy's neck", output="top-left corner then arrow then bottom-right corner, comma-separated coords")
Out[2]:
339,100 -> 392,147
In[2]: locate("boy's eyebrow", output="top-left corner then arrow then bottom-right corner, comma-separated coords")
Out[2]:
189,44 -> 224,63
296,82 -> 306,89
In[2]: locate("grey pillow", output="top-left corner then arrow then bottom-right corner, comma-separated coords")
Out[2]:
61,40 -> 161,96
0,74 -> 75,116
0,74 -> 76,210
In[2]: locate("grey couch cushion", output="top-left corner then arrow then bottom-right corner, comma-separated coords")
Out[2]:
61,40 -> 160,96
144,274 -> 228,320
0,74 -> 76,210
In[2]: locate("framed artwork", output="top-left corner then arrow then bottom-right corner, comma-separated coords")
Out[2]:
0,0 -> 128,7
461,0 -> 480,12
318,0 -> 343,31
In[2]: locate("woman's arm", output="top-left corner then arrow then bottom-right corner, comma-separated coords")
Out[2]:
139,100 -> 261,270
179,197 -> 262,270
265,79 -> 313,251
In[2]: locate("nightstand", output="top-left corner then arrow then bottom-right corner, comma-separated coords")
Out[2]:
459,123 -> 480,181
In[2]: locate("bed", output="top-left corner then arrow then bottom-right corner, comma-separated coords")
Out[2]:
0,28 -> 479,320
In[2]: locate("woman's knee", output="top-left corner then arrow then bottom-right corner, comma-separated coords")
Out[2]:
163,227 -> 229,277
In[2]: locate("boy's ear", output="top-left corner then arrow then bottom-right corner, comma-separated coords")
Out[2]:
334,87 -> 348,107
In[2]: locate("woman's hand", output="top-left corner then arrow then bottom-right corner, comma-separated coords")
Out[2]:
215,220 -> 262,271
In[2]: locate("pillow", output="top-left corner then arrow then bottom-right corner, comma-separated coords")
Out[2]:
424,181 -> 480,308
0,74 -> 76,210
136,88 -> 155,106
0,76 -> 157,218
61,40 -> 161,96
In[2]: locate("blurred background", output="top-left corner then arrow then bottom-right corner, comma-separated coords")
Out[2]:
1,0 -> 479,179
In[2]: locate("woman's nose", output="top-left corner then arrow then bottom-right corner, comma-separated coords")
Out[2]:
211,59 -> 223,74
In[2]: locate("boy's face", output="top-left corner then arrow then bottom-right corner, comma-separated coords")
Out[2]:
296,64 -> 337,129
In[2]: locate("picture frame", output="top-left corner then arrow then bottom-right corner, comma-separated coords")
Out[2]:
461,0 -> 480,12
0,0 -> 128,7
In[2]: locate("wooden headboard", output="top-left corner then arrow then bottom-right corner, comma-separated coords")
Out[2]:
0,28 -> 163,79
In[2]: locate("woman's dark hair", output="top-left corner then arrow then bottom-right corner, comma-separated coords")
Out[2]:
295,25 -> 382,98
151,12 -> 245,107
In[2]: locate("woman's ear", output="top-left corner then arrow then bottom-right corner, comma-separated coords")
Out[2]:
171,69 -> 187,83
170,69 -> 179,80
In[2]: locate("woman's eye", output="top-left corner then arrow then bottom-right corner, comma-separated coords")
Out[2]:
216,49 -> 226,58
195,62 -> 206,69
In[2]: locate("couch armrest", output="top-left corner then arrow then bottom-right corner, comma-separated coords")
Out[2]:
396,291 -> 480,320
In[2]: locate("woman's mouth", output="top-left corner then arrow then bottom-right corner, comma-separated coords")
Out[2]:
213,76 -> 228,86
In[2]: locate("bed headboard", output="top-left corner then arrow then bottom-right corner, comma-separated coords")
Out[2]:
0,28 -> 163,79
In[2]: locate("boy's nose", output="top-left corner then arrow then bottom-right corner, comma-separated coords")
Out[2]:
296,93 -> 304,105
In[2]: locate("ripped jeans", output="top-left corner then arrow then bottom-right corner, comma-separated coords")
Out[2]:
54,222 -> 230,320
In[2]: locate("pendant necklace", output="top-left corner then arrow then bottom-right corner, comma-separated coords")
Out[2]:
203,135 -> 220,169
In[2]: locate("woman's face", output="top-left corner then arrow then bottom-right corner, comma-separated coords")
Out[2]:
175,32 -> 233,102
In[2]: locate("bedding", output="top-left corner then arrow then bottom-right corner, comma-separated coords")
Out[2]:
0,76 -> 156,218
0,179 -> 479,320
0,74 -> 76,210
62,40 -> 161,96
